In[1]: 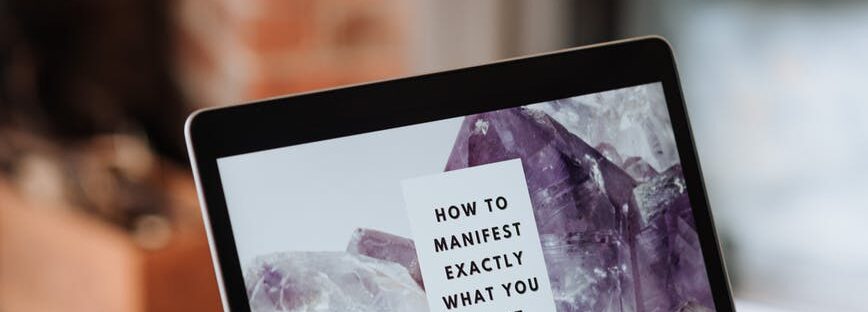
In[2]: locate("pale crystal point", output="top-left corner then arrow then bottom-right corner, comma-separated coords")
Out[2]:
346,228 -> 424,288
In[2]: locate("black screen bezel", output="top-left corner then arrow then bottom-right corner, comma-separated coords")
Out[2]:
186,37 -> 735,312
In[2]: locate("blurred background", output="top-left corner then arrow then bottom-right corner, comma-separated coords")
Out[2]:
1,0 -> 866,311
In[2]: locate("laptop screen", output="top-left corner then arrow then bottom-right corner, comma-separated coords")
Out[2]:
216,82 -> 716,312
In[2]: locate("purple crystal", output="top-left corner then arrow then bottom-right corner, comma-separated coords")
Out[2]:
445,107 -> 643,311
346,228 -> 424,288
445,108 -> 638,236
633,165 -> 714,311
541,232 -> 637,311
245,252 -> 426,311
443,106 -> 716,311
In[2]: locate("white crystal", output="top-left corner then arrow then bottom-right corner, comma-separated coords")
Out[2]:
532,83 -> 679,172
245,252 -> 427,312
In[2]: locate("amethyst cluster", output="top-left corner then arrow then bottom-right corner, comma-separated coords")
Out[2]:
442,106 -> 714,311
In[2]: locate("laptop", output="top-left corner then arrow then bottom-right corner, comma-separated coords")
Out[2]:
186,36 -> 735,312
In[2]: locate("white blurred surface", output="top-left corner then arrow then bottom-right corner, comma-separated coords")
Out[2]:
630,1 -> 868,310
736,300 -> 793,312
